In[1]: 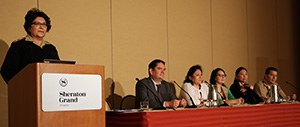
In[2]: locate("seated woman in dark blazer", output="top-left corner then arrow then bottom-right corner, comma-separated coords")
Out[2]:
230,67 -> 262,104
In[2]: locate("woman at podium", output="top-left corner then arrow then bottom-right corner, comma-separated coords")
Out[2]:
0,8 -> 60,84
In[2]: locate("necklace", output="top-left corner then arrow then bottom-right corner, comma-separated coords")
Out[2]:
217,87 -> 226,100
193,84 -> 201,90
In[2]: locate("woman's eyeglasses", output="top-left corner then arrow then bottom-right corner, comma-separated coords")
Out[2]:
32,22 -> 47,27
217,74 -> 227,78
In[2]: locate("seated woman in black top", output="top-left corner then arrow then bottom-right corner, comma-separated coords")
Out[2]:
0,8 -> 60,84
230,67 -> 262,104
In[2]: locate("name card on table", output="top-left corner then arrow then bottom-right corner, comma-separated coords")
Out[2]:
41,73 -> 102,112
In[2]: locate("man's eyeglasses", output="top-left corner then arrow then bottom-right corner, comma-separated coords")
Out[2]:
32,22 -> 47,26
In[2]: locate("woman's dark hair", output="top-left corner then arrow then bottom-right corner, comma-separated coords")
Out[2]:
209,68 -> 226,86
148,59 -> 165,76
233,67 -> 248,84
183,65 -> 203,84
24,8 -> 52,35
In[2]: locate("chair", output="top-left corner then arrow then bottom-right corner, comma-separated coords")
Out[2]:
105,98 -> 113,110
120,95 -> 137,110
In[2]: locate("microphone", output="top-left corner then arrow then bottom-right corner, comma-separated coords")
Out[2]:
135,78 -> 165,110
286,81 -> 300,93
204,81 -> 210,85
173,81 -> 197,108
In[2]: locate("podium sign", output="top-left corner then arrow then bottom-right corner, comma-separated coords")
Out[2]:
9,63 -> 105,127
42,73 -> 102,112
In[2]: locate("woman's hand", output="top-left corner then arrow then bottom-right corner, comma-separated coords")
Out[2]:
226,97 -> 244,105
244,84 -> 254,90
197,99 -> 204,107
240,88 -> 247,93
238,97 -> 245,104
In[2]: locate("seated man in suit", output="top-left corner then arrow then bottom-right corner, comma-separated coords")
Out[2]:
136,59 -> 187,109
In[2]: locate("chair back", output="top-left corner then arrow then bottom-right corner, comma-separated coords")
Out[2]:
105,98 -> 113,110
120,95 -> 137,110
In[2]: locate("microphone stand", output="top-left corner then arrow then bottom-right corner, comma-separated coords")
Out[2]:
286,81 -> 299,101
173,81 -> 197,108
286,81 -> 300,92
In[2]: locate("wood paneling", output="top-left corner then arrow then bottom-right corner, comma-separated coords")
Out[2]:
212,0 -> 248,86
168,0 -> 211,95
247,0 -> 278,83
112,0 -> 168,96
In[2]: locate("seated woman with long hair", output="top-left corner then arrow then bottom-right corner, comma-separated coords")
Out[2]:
209,68 -> 244,105
230,67 -> 262,104
180,65 -> 209,106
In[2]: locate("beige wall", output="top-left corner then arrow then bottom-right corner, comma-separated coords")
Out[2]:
0,0 -> 299,126
0,1 -> 37,127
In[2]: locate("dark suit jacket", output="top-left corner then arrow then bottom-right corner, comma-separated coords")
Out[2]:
135,77 -> 177,108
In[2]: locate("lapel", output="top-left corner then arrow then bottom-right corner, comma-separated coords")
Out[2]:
147,77 -> 159,97
221,86 -> 229,99
159,80 -> 167,95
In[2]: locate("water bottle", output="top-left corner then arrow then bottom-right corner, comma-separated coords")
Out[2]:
271,84 -> 279,103
209,84 -> 219,107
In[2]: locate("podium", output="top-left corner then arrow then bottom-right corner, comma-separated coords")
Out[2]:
8,63 -> 105,127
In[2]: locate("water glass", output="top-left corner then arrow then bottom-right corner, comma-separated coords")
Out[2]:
140,101 -> 149,110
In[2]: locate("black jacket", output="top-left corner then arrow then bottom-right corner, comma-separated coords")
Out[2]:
230,80 -> 262,104
1,38 -> 59,83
